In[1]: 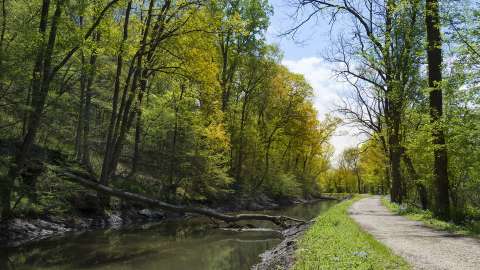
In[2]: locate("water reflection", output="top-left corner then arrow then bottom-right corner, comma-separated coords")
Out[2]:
0,200 -> 336,270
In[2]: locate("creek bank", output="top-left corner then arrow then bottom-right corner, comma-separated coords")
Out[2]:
0,194 -> 334,248
252,194 -> 351,270
0,207 -> 168,247
252,220 -> 314,270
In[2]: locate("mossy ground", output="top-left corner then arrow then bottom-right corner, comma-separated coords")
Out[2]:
294,196 -> 410,270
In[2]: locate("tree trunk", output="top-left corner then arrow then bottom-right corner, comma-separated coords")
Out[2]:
1,0 -> 61,219
385,0 -> 404,204
255,126 -> 279,190
356,168 -> 362,194
235,93 -> 249,182
81,32 -> 99,171
168,84 -> 185,190
131,113 -> 141,176
75,45 -> 86,160
401,147 -> 428,209
100,0 -> 132,190
426,0 -> 449,219
74,16 -> 89,160
385,92 -> 403,202
389,135 -> 403,203
219,32 -> 232,112
104,0 -> 155,186
56,169 -> 304,228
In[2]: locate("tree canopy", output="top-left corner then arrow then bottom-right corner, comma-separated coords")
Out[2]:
0,0 -> 338,220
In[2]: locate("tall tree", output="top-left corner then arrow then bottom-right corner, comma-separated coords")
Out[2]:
426,0 -> 449,219
293,0 -> 422,203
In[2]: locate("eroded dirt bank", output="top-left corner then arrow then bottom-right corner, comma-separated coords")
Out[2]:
252,220 -> 313,270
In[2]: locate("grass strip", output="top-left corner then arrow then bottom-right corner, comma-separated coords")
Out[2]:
294,197 -> 410,270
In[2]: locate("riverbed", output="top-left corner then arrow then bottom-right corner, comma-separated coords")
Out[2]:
0,200 -> 336,270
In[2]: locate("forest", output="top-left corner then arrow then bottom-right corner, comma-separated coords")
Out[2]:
0,0 -> 342,222
0,0 -> 479,225
0,0 -> 480,268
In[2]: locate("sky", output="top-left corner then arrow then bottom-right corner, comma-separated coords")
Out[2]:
265,0 -> 364,162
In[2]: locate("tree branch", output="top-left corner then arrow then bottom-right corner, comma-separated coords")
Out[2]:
54,168 -> 306,228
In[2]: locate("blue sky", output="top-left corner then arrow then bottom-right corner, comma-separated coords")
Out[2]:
266,0 -> 362,161
266,0 -> 329,59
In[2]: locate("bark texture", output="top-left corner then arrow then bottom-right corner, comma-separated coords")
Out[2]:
426,0 -> 449,219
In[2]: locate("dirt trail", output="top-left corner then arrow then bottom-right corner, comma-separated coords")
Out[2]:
349,196 -> 480,270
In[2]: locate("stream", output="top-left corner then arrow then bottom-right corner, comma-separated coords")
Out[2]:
0,200 -> 336,270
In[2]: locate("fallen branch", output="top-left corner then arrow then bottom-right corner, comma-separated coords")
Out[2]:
54,169 -> 305,228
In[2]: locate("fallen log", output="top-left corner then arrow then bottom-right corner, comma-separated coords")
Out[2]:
54,169 -> 305,228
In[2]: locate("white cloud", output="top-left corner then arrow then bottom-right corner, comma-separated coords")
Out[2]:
282,57 -> 344,118
281,57 -> 364,162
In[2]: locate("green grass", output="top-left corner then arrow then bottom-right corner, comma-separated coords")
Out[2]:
294,196 -> 410,270
381,197 -> 480,236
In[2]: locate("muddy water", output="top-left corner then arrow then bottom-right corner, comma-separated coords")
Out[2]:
0,200 -> 336,270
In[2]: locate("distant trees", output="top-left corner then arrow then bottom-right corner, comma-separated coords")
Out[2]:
343,148 -> 362,193
327,147 -> 362,194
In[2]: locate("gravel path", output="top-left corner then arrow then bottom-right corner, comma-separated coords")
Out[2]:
349,196 -> 480,270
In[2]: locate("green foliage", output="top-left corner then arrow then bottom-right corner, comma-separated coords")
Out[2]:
382,197 -> 480,236
267,173 -> 302,199
0,0 -> 341,218
294,197 -> 410,270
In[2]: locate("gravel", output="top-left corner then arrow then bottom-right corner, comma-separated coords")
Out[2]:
349,196 -> 480,270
